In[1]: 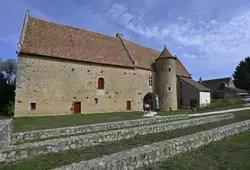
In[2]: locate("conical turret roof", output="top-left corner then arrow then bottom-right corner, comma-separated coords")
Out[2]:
156,45 -> 176,60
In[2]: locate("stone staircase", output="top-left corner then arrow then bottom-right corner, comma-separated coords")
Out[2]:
1,109 -> 250,169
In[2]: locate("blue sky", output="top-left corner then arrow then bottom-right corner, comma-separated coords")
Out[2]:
1,0 -> 250,80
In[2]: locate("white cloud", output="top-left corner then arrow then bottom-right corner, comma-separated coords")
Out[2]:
183,53 -> 199,59
106,3 -> 250,77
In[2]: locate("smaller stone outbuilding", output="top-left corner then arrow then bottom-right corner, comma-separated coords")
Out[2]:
200,77 -> 248,99
177,77 -> 211,108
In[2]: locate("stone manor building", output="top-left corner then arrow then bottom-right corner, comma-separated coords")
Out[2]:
14,11 -> 211,117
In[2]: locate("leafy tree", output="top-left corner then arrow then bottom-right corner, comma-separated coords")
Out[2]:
233,56 -> 250,91
0,58 -> 17,85
0,57 -> 17,116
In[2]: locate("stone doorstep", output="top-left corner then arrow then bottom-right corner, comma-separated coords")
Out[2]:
11,114 -> 188,145
51,120 -> 250,170
143,111 -> 158,117
0,113 -> 234,164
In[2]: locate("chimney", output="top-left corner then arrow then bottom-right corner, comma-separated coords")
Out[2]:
116,33 -> 123,38
198,76 -> 202,84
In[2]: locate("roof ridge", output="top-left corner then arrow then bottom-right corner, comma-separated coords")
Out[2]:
29,16 -> 121,41
202,77 -> 232,82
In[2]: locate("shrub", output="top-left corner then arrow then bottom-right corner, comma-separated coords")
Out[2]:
197,99 -> 246,112
3,101 -> 14,116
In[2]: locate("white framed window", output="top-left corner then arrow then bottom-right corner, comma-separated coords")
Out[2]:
149,76 -> 153,86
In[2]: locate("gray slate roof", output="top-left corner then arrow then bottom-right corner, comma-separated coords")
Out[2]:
201,77 -> 233,90
178,77 -> 211,92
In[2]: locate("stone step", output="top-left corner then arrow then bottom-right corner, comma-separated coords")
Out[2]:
0,113 -> 234,164
51,120 -> 250,170
11,114 -> 188,145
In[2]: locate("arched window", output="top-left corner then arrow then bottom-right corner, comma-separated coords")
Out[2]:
98,78 -> 104,89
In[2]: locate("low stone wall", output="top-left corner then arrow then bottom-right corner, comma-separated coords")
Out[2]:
53,119 -> 250,170
11,114 -> 188,144
0,120 -> 12,150
0,113 -> 233,163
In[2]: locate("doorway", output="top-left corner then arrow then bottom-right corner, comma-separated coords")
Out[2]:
143,93 -> 156,110
126,101 -> 131,111
190,99 -> 198,108
74,102 -> 81,114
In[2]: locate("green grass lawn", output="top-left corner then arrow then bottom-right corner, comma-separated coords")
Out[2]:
0,110 -> 249,170
151,130 -> 250,170
0,112 -> 144,132
0,103 -> 247,132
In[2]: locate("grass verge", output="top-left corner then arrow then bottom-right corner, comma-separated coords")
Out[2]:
157,104 -> 247,116
0,111 -> 249,170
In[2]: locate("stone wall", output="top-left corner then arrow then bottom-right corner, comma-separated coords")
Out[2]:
15,55 -> 155,117
155,57 -> 177,110
52,119 -> 250,170
0,120 -> 12,150
12,114 -> 188,144
177,77 -> 199,108
0,113 -> 233,163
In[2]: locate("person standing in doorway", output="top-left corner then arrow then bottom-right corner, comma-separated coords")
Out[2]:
147,103 -> 151,114
143,103 -> 147,114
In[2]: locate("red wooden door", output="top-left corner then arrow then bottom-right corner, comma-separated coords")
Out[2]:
126,101 -> 131,111
74,102 -> 81,114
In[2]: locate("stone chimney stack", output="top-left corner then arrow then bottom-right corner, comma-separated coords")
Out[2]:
116,33 -> 123,38
198,76 -> 202,84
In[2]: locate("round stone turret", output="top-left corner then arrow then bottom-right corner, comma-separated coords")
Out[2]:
155,45 -> 177,110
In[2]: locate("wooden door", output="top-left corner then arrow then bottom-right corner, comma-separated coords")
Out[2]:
74,102 -> 81,114
126,101 -> 131,111
190,99 -> 198,108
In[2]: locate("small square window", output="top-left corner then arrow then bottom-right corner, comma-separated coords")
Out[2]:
94,98 -> 98,104
168,87 -> 172,91
30,102 -> 36,110
168,67 -> 172,72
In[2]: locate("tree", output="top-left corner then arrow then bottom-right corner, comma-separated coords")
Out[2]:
0,57 -> 17,116
233,56 -> 250,91
3,59 -> 17,85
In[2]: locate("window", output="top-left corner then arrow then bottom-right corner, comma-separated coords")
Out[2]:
148,76 -> 153,86
30,102 -> 36,111
98,78 -> 104,89
168,86 -> 172,91
168,67 -> 172,72
94,98 -> 99,104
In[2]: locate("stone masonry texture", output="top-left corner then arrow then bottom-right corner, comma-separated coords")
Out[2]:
52,119 -> 250,170
0,120 -> 13,150
155,57 -> 177,111
0,113 -> 233,163
14,55 -> 156,116
11,114 -> 188,144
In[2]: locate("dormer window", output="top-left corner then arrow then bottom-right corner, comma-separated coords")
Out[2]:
149,76 -> 153,86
